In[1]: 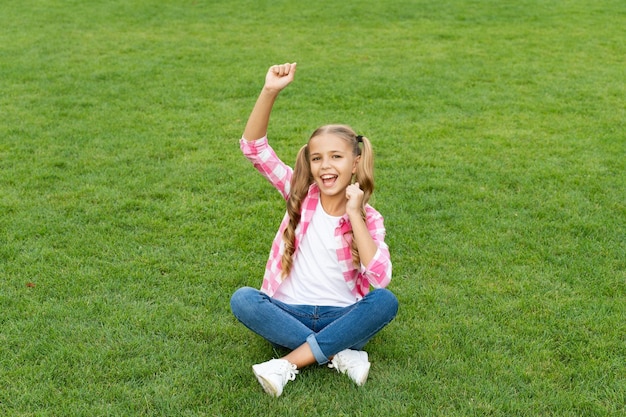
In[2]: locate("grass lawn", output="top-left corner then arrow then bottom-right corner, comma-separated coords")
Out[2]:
1,0 -> 624,415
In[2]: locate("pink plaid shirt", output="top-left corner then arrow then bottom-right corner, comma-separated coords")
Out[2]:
240,136 -> 392,301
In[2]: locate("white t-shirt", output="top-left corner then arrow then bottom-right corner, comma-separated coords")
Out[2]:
273,201 -> 357,307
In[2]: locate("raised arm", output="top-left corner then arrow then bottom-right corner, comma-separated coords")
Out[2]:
243,63 -> 297,141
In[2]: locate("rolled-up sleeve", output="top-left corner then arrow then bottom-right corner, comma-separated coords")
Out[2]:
240,136 -> 292,200
360,207 -> 392,289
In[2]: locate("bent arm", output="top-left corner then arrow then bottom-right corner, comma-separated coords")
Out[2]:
356,207 -> 392,289
348,212 -> 378,268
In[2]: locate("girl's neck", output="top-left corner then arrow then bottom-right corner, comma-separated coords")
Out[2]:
320,195 -> 346,217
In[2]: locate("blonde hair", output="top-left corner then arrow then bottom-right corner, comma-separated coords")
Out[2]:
281,124 -> 375,277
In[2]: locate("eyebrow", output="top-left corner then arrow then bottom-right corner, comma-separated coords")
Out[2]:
309,150 -> 347,156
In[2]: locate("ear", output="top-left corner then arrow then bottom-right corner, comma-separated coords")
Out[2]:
352,155 -> 360,174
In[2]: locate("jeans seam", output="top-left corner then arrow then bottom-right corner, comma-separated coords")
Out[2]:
273,301 -> 314,320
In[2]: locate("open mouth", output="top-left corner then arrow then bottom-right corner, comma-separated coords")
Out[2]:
320,174 -> 338,187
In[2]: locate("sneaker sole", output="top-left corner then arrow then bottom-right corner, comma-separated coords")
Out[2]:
252,366 -> 280,397
354,361 -> 371,386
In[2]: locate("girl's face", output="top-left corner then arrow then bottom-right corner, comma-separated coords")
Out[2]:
308,133 -> 359,203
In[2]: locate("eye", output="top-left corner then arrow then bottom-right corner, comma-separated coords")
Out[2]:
332,155 -> 342,159
311,156 -> 321,162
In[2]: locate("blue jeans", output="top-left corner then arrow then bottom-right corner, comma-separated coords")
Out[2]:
230,287 -> 399,365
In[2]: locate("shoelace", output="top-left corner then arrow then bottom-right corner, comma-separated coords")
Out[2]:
281,362 -> 299,381
327,355 -> 349,371
328,352 -> 362,371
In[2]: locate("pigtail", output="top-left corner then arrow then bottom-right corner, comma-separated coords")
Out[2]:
354,135 -> 374,207
281,144 -> 313,278
350,134 -> 375,268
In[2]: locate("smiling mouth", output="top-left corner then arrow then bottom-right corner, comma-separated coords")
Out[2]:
320,174 -> 338,187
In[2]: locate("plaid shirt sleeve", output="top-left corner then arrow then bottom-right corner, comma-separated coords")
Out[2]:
240,136 -> 293,295
356,205 -> 392,294
338,205 -> 392,299
240,136 -> 292,200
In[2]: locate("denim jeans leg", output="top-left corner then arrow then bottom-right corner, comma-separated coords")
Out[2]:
230,287 -> 315,350
311,288 -> 399,363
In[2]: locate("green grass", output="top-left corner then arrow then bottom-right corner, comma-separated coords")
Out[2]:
1,0 -> 625,415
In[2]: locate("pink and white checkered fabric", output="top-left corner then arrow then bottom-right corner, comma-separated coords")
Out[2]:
240,136 -> 392,300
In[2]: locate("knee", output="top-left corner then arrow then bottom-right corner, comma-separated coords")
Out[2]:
369,288 -> 399,318
230,286 -> 259,316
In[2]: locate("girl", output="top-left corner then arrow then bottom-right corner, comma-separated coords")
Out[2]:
230,62 -> 398,397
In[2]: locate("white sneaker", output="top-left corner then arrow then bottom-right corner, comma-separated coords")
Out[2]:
329,349 -> 371,386
252,359 -> 298,397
